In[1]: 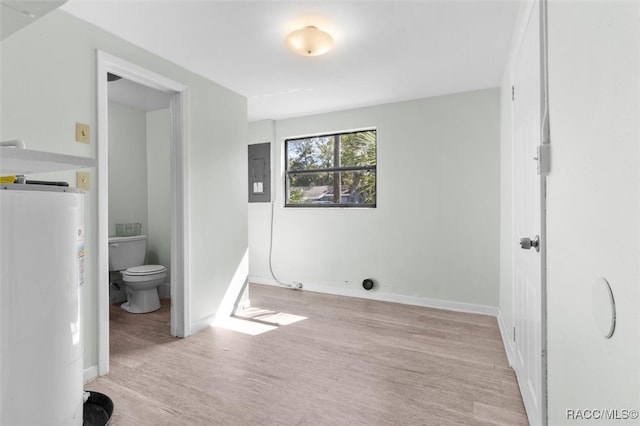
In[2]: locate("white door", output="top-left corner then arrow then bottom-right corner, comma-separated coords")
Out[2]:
512,1 -> 547,425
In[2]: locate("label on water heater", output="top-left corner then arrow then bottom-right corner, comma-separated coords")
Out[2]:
77,226 -> 85,287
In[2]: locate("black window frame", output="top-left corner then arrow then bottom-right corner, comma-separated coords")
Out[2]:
284,129 -> 377,208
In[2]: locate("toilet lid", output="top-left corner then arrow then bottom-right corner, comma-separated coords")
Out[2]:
125,265 -> 166,275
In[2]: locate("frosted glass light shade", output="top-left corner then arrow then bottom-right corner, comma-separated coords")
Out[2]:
285,26 -> 334,56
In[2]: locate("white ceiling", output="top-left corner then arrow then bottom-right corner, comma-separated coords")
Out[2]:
108,77 -> 172,112
60,0 -> 521,122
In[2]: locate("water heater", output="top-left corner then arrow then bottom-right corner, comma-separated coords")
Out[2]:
0,142 -> 93,425
0,185 -> 85,425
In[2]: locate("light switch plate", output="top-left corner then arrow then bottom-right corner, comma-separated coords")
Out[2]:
76,123 -> 90,144
77,171 -> 90,190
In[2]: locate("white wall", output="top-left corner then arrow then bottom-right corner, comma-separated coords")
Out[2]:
249,89 -> 500,311
1,10 -> 247,371
545,1 -> 640,423
146,108 -> 171,296
107,102 -> 148,237
500,1 -> 640,424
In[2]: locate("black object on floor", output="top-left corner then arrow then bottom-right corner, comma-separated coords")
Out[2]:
83,391 -> 113,426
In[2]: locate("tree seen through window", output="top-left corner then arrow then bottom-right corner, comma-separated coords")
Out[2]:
285,130 -> 376,207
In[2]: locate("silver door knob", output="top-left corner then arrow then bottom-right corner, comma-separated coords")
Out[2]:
520,235 -> 540,252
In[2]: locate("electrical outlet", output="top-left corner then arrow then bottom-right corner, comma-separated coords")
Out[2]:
76,123 -> 90,144
77,171 -> 90,190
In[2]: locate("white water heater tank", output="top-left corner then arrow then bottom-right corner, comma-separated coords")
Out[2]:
0,184 -> 85,425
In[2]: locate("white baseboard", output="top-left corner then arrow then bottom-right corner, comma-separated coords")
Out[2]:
497,308 -> 515,367
190,313 -> 216,335
248,276 -> 498,317
84,365 -> 99,383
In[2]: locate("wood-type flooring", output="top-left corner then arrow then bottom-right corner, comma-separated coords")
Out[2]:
85,283 -> 528,425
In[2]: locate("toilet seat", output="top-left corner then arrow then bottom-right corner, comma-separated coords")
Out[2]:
122,265 -> 166,283
124,265 -> 166,276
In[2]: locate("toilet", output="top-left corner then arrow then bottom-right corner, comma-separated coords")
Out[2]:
108,235 -> 166,313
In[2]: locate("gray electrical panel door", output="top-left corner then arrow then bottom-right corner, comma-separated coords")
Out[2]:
248,142 -> 271,203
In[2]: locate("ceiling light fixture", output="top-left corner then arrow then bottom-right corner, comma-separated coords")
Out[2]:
285,26 -> 334,57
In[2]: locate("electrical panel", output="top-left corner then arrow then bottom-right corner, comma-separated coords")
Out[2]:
248,142 -> 271,203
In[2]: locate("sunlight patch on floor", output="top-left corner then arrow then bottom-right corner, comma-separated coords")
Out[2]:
214,316 -> 277,336
234,307 -> 308,326
213,306 -> 308,336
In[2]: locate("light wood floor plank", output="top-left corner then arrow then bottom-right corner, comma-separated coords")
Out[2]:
86,284 -> 528,425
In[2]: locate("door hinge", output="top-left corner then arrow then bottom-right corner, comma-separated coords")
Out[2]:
537,144 -> 551,175
512,85 -> 515,101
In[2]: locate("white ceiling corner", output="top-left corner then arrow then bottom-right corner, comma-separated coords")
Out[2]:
1,0 -> 68,41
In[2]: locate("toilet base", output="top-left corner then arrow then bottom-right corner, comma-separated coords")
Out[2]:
121,288 -> 161,314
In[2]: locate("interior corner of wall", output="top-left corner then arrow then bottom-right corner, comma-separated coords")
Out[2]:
213,249 -> 249,324
83,364 -> 99,384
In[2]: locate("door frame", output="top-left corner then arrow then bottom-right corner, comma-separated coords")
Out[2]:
539,0 -> 549,422
510,0 -> 549,424
96,51 -> 191,376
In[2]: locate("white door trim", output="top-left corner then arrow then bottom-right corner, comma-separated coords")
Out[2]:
538,0 -> 549,422
96,51 -> 191,376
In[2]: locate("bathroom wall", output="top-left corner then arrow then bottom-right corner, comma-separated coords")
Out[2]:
107,102 -> 148,237
1,10 -> 248,374
248,89 -> 501,311
107,103 -> 171,299
146,108 -> 171,297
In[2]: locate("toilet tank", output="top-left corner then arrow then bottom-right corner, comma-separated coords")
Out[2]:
108,235 -> 146,271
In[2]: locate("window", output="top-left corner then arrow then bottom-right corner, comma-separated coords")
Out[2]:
285,129 -> 377,207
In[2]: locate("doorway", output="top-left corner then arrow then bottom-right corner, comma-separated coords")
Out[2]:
106,76 -> 171,308
96,51 -> 190,376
